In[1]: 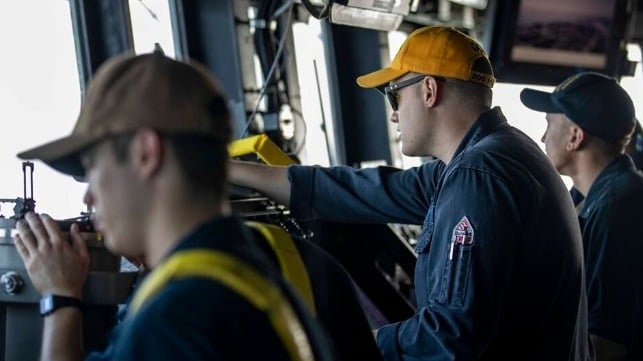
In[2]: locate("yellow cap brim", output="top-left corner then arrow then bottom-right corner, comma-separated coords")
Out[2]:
356,67 -> 407,88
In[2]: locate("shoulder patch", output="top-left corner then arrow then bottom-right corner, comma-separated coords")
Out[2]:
452,216 -> 474,245
449,216 -> 475,260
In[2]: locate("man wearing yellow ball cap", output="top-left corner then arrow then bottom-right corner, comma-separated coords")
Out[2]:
230,26 -> 590,360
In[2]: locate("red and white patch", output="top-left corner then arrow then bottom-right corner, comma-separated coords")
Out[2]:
452,216 -> 474,245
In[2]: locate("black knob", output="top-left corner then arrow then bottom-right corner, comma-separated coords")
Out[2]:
1,271 -> 24,295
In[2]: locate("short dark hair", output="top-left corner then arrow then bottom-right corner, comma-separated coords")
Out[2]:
585,126 -> 634,155
444,77 -> 493,108
108,132 -> 228,203
168,134 -> 228,203
110,132 -> 135,162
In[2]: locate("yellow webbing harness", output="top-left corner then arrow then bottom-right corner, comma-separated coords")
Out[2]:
127,249 -> 315,361
245,221 -> 317,316
228,135 -> 317,314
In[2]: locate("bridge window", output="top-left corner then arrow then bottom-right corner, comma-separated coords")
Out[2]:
0,2 -> 86,219
129,0 -> 176,57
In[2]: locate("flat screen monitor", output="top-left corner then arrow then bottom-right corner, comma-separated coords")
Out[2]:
481,0 -> 634,85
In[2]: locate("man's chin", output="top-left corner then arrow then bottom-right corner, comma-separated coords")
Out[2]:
400,146 -> 414,157
100,236 -> 123,256
401,148 -> 424,158
102,240 -> 119,256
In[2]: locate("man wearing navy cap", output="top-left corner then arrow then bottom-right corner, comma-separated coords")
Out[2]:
521,72 -> 643,361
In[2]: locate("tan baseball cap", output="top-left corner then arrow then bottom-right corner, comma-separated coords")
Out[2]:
17,49 -> 232,177
356,26 -> 495,88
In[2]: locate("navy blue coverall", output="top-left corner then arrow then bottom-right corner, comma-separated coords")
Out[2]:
288,107 -> 590,360
577,155 -> 643,360
85,217 -> 336,361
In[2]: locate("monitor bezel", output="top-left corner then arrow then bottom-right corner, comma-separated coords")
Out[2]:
481,0 -> 634,86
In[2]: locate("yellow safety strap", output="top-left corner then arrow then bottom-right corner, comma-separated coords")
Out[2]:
128,249 -> 314,361
229,133 -> 316,312
245,221 -> 317,316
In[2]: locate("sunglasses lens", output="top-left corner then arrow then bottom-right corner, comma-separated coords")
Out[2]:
386,90 -> 398,111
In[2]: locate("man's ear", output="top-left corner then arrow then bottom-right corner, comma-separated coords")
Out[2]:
132,128 -> 163,179
567,125 -> 585,151
423,76 -> 441,108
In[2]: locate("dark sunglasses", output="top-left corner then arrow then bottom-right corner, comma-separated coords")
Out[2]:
382,75 -> 445,111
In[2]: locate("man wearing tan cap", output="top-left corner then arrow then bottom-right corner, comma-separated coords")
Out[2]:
13,50 -> 335,361
230,26 -> 590,360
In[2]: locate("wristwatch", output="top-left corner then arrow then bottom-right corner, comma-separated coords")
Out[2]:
39,294 -> 83,317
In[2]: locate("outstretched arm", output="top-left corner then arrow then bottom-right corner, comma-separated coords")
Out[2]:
228,160 -> 292,206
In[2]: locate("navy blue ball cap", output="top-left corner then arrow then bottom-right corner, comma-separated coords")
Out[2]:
520,72 -> 636,143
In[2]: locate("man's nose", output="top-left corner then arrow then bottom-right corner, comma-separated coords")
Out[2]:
82,187 -> 94,208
